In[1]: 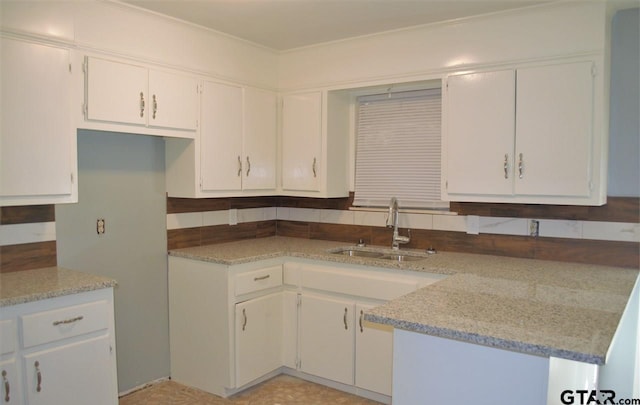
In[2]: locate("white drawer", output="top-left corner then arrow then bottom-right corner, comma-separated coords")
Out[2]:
235,265 -> 283,296
21,300 -> 109,349
0,319 -> 16,355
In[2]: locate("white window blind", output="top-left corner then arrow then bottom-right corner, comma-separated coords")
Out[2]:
353,88 -> 446,209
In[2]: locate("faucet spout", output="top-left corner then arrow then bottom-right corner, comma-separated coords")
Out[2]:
386,197 -> 410,250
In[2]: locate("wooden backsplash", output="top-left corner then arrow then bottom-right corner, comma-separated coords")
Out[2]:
2,196 -> 638,272
167,194 -> 640,269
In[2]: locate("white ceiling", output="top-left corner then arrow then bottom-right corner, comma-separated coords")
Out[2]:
121,0 -> 554,51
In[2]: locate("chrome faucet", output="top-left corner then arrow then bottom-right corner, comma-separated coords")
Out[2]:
386,197 -> 410,250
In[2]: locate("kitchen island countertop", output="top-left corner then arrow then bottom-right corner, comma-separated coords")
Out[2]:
170,236 -> 639,365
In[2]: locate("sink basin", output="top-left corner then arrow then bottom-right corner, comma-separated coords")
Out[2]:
334,249 -> 385,258
330,247 -> 428,262
379,254 -> 426,262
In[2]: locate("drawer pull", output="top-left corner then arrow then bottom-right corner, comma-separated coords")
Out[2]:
52,315 -> 84,326
359,310 -> 364,333
253,275 -> 270,281
35,361 -> 42,392
2,370 -> 9,402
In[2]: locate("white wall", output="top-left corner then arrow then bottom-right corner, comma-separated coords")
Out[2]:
277,1 -> 608,91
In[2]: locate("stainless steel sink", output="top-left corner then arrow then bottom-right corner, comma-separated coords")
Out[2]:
330,247 -> 428,262
334,249 -> 385,258
379,254 -> 426,262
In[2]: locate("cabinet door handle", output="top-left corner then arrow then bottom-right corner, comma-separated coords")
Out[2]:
518,153 -> 524,179
35,361 -> 42,392
152,94 -> 158,119
242,308 -> 247,331
312,157 -> 317,178
52,315 -> 84,326
139,92 -> 145,118
2,370 -> 9,402
253,274 -> 270,281
237,156 -> 242,177
246,156 -> 251,177
504,154 -> 509,179
343,307 -> 348,330
359,310 -> 364,333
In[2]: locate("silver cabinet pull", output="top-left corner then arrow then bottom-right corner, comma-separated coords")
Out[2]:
139,92 -> 145,117
518,153 -> 524,179
2,370 -> 9,402
504,154 -> 509,179
152,94 -> 158,119
253,274 -> 270,281
343,307 -> 348,330
312,157 -> 317,178
35,361 -> 42,392
52,315 -> 83,326
359,310 -> 364,333
246,156 -> 251,177
242,308 -> 247,331
237,156 -> 242,177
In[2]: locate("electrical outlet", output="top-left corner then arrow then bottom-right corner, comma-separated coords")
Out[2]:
529,220 -> 539,237
97,218 -> 105,235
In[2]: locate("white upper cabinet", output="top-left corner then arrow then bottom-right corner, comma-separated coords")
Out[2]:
200,81 -> 244,192
84,56 -> 198,137
0,37 -> 77,206
443,60 -> 605,205
243,87 -> 277,191
280,90 -> 349,197
281,91 -> 323,192
166,82 -> 277,197
514,62 -> 594,198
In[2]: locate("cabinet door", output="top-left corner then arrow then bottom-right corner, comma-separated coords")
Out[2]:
23,335 -> 116,405
0,359 -> 22,405
235,293 -> 283,388
515,62 -> 594,197
282,291 -> 298,369
445,70 -> 516,196
200,81 -> 243,192
299,293 -> 354,385
148,70 -> 198,131
243,87 -> 277,190
355,303 -> 393,396
1,38 -> 74,201
86,57 -> 147,126
282,92 -> 322,192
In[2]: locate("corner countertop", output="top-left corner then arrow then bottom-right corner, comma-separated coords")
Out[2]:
0,267 -> 117,307
170,236 -> 639,365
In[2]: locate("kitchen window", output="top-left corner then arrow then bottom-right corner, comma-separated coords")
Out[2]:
353,88 -> 447,209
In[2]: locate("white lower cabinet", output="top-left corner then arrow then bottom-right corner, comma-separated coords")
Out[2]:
23,335 -> 114,405
168,255 -> 445,402
299,293 -> 355,385
235,293 -> 283,388
0,288 -> 118,405
355,303 -> 393,396
0,359 -> 21,404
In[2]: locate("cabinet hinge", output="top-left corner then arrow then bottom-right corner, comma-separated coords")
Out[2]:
83,103 -> 88,117
297,293 -> 302,308
83,59 -> 88,74
591,63 -> 597,77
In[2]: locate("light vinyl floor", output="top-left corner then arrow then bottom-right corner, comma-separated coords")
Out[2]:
119,375 -> 383,405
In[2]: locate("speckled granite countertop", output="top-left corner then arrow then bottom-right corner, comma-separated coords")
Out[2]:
169,236 -> 639,365
0,267 -> 117,307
